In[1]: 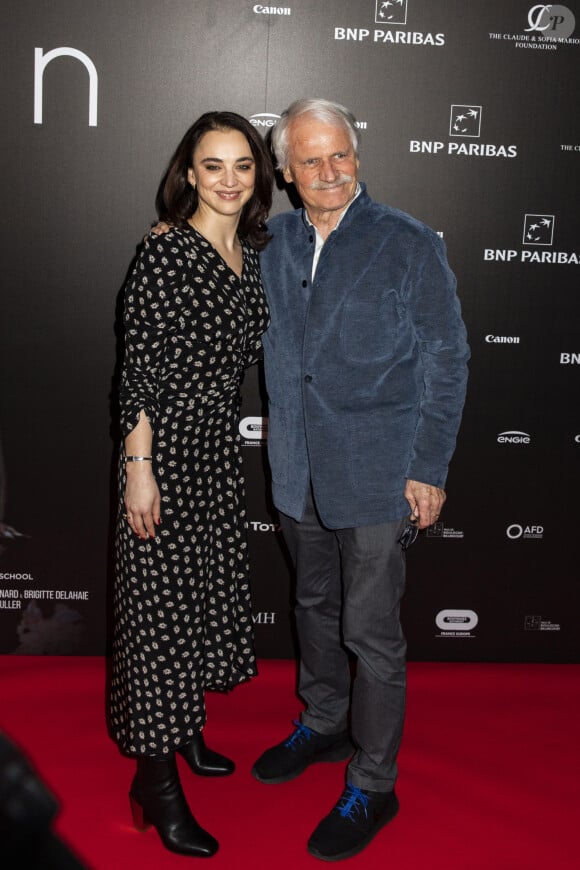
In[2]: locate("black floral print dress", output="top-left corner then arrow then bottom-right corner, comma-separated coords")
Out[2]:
110,227 -> 268,757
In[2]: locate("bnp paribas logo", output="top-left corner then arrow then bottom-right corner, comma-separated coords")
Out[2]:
522,214 -> 555,246
449,105 -> 482,138
375,0 -> 408,25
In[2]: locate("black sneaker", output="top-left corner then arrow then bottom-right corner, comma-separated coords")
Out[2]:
251,720 -> 353,784
307,783 -> 399,862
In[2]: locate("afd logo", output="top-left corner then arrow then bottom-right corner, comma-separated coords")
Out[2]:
507,524 -> 543,539
34,47 -> 98,126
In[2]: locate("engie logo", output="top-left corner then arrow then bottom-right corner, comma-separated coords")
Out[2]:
497,431 -> 531,444
506,524 -> 544,540
249,113 -> 280,130
239,416 -> 268,446
410,105 -> 517,158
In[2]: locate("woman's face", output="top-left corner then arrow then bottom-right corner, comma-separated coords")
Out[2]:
188,128 -> 256,220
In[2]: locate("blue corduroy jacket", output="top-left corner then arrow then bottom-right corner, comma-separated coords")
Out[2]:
260,184 -> 470,528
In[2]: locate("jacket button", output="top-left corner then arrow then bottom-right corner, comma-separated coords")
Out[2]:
302,280 -> 307,288
309,235 -> 314,243
304,375 -> 313,383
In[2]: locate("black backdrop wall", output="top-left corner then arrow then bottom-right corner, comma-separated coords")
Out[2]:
1,1 -> 579,661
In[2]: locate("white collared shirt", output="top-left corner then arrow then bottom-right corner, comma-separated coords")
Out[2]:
305,184 -> 361,280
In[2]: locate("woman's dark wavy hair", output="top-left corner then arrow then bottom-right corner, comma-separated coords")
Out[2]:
158,111 -> 274,251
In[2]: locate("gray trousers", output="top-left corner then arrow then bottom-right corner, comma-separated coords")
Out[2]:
279,487 -> 407,792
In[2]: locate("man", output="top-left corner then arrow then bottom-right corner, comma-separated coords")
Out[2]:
252,99 -> 469,862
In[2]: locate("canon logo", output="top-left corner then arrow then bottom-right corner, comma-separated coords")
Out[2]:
560,353 -> 580,364
485,334 -> 520,344
435,609 -> 478,631
497,431 -> 531,444
253,5 -> 291,14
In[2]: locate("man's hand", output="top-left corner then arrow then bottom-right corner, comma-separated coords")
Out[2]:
404,479 -> 446,530
150,221 -> 172,236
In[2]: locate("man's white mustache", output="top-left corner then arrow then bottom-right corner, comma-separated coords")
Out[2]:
308,174 -> 355,190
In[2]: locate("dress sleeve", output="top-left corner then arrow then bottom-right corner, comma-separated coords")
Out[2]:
119,233 -> 179,438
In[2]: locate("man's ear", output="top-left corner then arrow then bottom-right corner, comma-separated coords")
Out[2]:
282,167 -> 293,185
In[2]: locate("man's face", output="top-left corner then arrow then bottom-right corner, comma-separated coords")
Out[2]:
282,115 -> 359,218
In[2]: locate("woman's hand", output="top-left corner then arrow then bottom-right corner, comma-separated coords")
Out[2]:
124,465 -> 161,539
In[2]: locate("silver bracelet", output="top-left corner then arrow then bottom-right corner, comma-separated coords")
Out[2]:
125,456 -> 152,462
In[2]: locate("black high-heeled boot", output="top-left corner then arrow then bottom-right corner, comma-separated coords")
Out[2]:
177,732 -> 235,777
129,754 -> 218,857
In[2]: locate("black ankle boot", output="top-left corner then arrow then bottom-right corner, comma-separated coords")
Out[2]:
177,732 -> 235,777
129,754 -> 218,857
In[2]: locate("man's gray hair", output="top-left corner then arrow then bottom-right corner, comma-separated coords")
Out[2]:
271,98 -> 361,171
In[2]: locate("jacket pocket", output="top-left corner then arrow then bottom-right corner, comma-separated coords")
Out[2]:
340,291 -> 402,363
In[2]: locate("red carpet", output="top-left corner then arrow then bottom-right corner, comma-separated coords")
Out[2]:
1,657 -> 578,869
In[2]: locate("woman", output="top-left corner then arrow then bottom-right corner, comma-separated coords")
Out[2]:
110,112 -> 273,858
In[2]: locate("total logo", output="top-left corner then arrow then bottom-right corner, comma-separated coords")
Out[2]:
484,215 -> 580,265
435,609 -> 478,638
497,431 -> 531,445
249,521 -> 281,532
334,1 -> 445,46
239,416 -> 268,446
410,105 -> 518,159
488,4 -> 578,52
506,524 -> 544,540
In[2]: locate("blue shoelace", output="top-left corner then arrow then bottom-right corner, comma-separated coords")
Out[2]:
337,784 -> 369,822
284,720 -> 315,750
